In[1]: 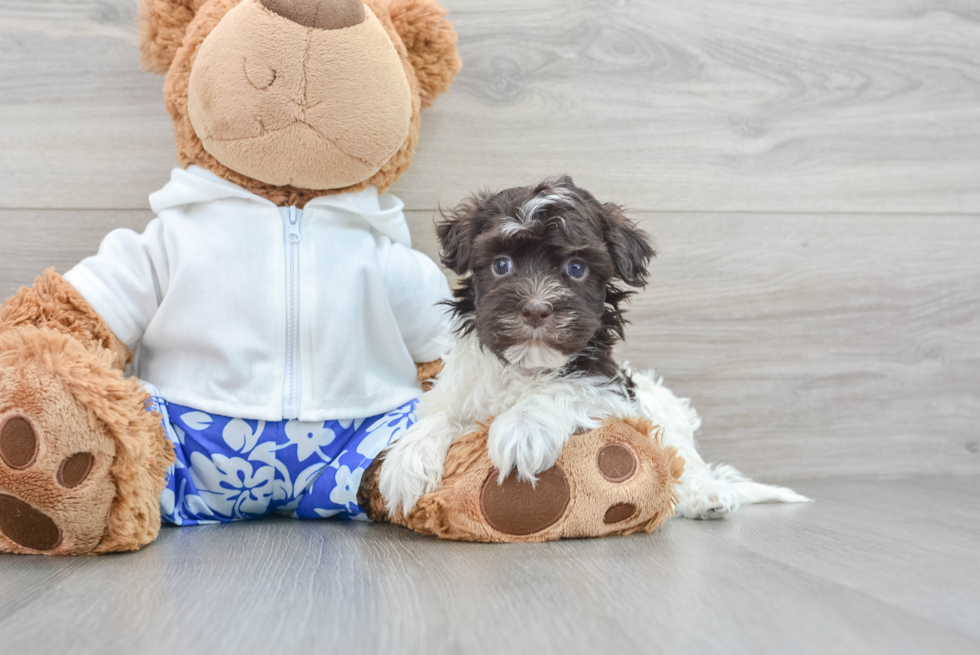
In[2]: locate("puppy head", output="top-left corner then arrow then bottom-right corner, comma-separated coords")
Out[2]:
438,176 -> 655,372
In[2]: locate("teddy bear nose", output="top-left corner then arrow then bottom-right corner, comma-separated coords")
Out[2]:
261,0 -> 365,30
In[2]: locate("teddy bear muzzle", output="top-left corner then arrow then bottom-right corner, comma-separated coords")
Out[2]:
186,0 -> 413,191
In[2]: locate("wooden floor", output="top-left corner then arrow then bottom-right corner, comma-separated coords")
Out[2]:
1,1 -> 979,652
0,475 -> 977,655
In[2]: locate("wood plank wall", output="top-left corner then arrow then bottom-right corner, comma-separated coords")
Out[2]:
1,0 -> 978,481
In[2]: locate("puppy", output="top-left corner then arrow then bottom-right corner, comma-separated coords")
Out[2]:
380,176 -> 809,518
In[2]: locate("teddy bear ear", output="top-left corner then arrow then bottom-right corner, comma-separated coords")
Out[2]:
139,0 -> 200,75
386,0 -> 462,108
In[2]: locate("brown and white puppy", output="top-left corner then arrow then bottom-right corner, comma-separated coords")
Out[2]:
439,175 -> 653,383
380,177 -> 810,518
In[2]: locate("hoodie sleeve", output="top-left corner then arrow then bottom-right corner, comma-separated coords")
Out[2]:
383,243 -> 452,363
63,219 -> 169,349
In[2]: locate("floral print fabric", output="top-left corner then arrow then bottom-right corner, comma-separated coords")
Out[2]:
145,385 -> 416,525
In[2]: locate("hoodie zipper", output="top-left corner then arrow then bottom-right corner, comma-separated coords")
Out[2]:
280,206 -> 303,419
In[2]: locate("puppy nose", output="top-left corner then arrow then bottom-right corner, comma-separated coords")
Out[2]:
522,302 -> 553,328
262,0 -> 365,30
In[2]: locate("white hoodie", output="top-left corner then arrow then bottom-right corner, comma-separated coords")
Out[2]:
65,166 -> 451,422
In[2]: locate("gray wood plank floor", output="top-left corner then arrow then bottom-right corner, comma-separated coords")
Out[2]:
0,475 -> 977,655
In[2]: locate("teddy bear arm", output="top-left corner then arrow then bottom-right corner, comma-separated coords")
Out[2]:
1,268 -> 131,370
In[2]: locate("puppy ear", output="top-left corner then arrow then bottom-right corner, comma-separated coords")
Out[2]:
602,203 -> 656,287
437,196 -> 481,275
386,0 -> 462,108
140,0 -> 200,75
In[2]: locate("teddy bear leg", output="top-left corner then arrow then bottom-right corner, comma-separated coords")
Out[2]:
0,336 -> 118,555
359,418 -> 685,542
0,327 -> 172,555
0,271 -> 174,555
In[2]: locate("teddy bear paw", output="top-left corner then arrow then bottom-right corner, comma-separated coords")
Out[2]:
0,416 -> 96,551
384,418 -> 685,542
0,371 -> 119,555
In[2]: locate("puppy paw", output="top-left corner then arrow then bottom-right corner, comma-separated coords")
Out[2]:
378,417 -> 452,516
487,409 -> 566,484
675,478 -> 741,520
377,443 -> 436,517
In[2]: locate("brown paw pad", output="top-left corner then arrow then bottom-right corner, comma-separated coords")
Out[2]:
603,502 -> 636,524
480,466 -> 570,536
57,452 -> 95,489
595,443 -> 643,523
1,416 -> 38,469
596,442 -> 636,482
0,493 -> 62,551
0,415 -> 97,552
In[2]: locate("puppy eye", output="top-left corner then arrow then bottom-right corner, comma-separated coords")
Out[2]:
565,259 -> 588,280
492,256 -> 513,276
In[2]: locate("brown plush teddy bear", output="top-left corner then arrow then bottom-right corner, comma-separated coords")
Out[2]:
0,0 -> 682,555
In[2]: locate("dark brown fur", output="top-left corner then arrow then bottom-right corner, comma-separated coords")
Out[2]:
437,176 -> 655,389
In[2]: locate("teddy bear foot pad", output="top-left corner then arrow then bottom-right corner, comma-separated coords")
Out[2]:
0,376 -> 118,556
0,325 -> 173,556
361,418 -> 685,543
0,417 -> 98,551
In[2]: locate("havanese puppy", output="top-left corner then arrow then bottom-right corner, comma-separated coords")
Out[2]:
380,176 -> 809,518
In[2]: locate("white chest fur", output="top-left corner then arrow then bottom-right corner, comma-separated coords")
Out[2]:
419,331 -> 636,432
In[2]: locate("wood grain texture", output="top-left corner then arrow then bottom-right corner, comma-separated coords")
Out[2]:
2,210 -> 978,481
0,475 -> 978,655
0,210 -> 155,298
620,212 -> 980,481
1,0 -> 979,211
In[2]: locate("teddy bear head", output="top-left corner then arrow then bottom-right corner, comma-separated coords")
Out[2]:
140,0 -> 461,205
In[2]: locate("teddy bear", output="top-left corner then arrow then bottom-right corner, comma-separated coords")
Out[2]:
0,0 -> 683,555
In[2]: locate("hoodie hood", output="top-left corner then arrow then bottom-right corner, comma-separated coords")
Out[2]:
149,166 -> 412,248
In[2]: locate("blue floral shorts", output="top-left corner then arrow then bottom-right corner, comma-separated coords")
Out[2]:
144,384 -> 416,526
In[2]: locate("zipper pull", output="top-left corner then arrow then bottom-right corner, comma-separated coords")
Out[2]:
284,206 -> 302,243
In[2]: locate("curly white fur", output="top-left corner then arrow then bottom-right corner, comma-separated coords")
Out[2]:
630,373 -> 810,518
